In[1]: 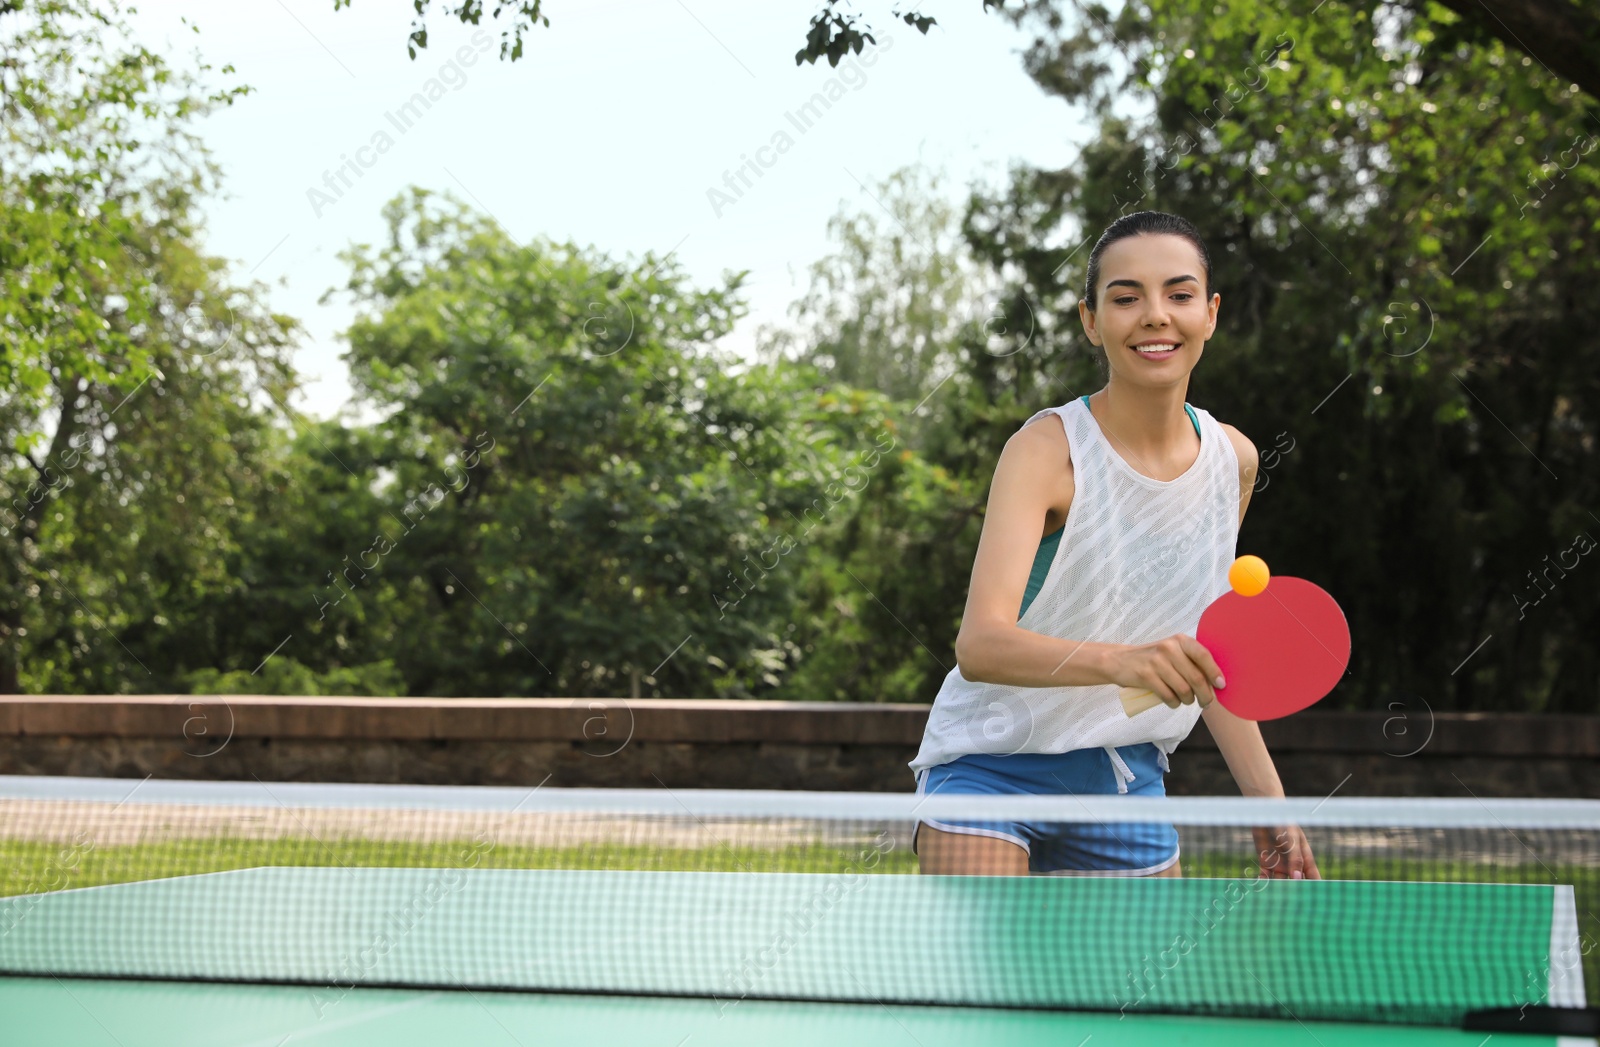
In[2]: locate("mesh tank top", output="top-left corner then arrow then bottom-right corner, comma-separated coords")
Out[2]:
909,395 -> 1241,777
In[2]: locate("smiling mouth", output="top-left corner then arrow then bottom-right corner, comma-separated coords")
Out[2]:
1132,343 -> 1181,355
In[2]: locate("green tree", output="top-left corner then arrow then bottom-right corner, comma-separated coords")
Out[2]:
955,0 -> 1599,710
280,187 -> 905,699
752,164 -> 1030,705
0,0 -> 293,694
164,419 -> 419,697
183,657 -> 405,697
341,0 -> 1600,93
0,0 -> 249,429
767,418 -> 984,704
756,164 -> 1010,450
797,0 -> 1600,90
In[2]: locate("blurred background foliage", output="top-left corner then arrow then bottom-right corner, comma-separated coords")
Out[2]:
2,0 -> 1595,711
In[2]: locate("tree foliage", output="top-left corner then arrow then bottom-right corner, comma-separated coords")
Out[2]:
0,0 -> 294,695
2,0 -> 1595,715
957,0 -> 1600,711
0,0 -> 251,431
757,165 -> 1009,446
163,187 -> 913,700
341,0 -> 1600,95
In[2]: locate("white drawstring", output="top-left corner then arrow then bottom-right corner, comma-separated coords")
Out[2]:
1103,746 -> 1137,794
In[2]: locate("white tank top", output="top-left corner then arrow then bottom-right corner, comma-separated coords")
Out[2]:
909,395 -> 1241,776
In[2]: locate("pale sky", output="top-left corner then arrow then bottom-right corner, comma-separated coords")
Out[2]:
119,0 -> 1088,421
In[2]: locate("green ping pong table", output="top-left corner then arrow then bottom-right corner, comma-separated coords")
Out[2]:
2,779 -> 1595,1045
1,976 -> 1579,1047
1,865 -> 1589,1046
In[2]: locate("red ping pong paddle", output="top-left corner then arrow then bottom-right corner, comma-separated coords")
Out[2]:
1120,560 -> 1350,721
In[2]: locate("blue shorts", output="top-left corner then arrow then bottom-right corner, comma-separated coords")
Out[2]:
913,745 -> 1180,875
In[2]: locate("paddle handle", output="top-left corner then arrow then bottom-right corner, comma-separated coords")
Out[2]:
1120,686 -> 1215,717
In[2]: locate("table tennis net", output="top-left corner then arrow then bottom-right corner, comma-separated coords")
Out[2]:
0,776 -> 1594,1028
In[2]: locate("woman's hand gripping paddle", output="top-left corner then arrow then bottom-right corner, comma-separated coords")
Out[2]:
1120,556 -> 1350,721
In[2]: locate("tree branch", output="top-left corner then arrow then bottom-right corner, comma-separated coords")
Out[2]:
1424,0 -> 1600,99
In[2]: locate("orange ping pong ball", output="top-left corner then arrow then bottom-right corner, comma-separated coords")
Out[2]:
1229,555 -> 1271,597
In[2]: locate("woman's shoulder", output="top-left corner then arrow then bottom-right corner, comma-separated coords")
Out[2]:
1008,406 -> 1075,467
1209,416 -> 1258,473
993,407 -> 1076,514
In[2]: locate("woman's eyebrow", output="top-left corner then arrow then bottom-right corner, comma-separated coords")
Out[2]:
1104,275 -> 1201,290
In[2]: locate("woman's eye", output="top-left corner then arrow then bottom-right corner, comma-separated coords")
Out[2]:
1172,292 -> 1193,302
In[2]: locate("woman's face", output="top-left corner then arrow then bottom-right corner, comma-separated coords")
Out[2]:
1078,233 -> 1219,388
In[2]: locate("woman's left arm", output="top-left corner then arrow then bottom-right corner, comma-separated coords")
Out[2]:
1212,424 -> 1320,879
1203,703 -> 1319,877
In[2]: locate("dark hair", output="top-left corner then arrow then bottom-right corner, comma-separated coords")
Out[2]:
1082,211 -> 1213,311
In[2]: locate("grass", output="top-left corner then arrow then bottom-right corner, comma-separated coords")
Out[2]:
0,835 -> 919,898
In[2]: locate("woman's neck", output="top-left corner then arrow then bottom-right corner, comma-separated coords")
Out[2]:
1087,382 -> 1198,470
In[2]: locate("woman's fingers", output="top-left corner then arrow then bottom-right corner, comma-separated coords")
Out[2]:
1294,827 -> 1321,880
1181,634 -> 1225,693
1175,657 -> 1214,706
1253,826 -> 1319,879
1121,635 -> 1223,709
1256,826 -> 1289,877
1154,662 -> 1193,708
1165,636 -> 1217,706
1172,637 -> 1217,704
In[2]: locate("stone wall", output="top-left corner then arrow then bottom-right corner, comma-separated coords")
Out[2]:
0,696 -> 1595,797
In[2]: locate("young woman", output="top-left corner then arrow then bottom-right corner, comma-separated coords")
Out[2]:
910,211 -> 1318,880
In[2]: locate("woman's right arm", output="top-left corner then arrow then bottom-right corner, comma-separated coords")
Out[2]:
953,419 -> 1221,708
